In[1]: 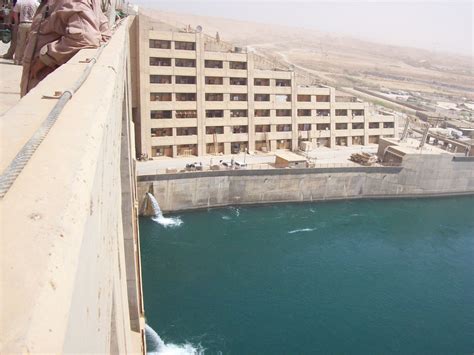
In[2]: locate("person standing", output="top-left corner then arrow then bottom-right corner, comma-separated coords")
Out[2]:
20,0 -> 110,97
1,0 -> 18,60
13,0 -> 38,64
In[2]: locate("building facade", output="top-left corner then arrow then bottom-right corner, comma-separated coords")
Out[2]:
136,16 -> 397,158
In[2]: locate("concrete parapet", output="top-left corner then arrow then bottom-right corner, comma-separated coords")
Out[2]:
0,18 -> 144,354
137,155 -> 474,213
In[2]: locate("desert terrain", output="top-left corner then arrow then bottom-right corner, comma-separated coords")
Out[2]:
146,9 -> 473,103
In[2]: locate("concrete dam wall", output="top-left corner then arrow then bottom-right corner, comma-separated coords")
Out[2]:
138,154 -> 474,213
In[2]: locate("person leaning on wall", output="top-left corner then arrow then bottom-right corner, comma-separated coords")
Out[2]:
20,0 -> 111,97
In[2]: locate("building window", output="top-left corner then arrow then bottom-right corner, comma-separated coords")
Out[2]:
316,95 -> 330,102
316,109 -> 330,117
255,125 -> 270,133
336,123 -> 348,130
150,57 -> 171,66
205,93 -> 224,101
150,75 -> 171,84
298,124 -> 311,131
275,79 -> 291,87
205,60 -> 223,68
175,58 -> 196,67
176,93 -> 196,101
150,110 -> 172,119
206,143 -> 224,154
255,94 -> 270,101
151,128 -> 172,137
353,109 -> 364,116
298,109 -> 311,116
174,41 -> 195,50
229,61 -> 247,70
176,127 -> 197,136
150,93 -> 172,102
369,135 -> 379,144
149,39 -> 171,49
352,123 -> 364,129
231,142 -> 248,154
152,146 -> 172,157
255,109 -> 270,117
175,76 -> 196,84
230,77 -> 247,85
369,122 -> 380,129
176,110 -> 197,119
276,124 -> 291,132
316,124 -> 330,130
232,125 -> 248,133
275,94 -> 291,102
206,110 -> 224,118
297,95 -> 311,102
335,109 -> 348,116
231,110 -> 247,118
177,144 -> 197,156
206,126 -> 224,134
205,76 -> 223,85
230,93 -> 247,101
383,122 -> 395,128
276,109 -> 291,117
254,78 -> 270,86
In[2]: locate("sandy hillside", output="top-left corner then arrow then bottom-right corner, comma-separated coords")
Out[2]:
145,9 -> 473,100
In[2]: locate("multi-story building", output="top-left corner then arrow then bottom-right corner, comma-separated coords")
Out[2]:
135,16 -> 397,158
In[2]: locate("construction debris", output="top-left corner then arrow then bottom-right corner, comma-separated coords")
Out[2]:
350,152 -> 378,166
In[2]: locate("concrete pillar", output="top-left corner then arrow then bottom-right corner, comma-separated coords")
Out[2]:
329,87 -> 336,148
138,16 -> 152,156
363,103 -> 369,145
290,71 -> 298,151
247,52 -> 255,153
195,32 -> 206,156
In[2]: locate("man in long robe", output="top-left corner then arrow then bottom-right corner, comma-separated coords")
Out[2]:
20,0 -> 111,97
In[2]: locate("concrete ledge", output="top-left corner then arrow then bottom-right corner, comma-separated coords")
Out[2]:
138,166 -> 403,182
452,156 -> 474,162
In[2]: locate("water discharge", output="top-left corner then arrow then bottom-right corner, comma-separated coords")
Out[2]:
147,193 -> 183,228
145,324 -> 203,355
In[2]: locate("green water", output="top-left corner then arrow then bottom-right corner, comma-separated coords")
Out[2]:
140,197 -> 474,354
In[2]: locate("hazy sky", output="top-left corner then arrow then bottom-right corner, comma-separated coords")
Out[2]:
134,0 -> 473,56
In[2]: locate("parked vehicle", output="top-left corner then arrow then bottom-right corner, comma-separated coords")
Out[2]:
234,161 -> 247,169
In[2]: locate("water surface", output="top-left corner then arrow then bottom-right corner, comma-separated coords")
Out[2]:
140,197 -> 474,354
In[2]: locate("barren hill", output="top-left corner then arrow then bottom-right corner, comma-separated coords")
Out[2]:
145,8 -> 473,101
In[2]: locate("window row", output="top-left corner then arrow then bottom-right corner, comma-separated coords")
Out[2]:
149,57 -> 248,69
150,39 -> 196,51
149,109 -> 385,122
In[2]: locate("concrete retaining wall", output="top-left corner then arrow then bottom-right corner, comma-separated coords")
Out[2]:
138,154 -> 474,213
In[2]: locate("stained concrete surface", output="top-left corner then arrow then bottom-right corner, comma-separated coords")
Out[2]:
0,42 -> 22,116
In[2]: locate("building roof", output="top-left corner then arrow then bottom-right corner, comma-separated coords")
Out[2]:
275,151 -> 307,162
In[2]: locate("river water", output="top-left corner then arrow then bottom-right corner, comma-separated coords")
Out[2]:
140,196 -> 474,354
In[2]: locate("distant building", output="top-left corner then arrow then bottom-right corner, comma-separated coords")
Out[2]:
134,16 -> 397,158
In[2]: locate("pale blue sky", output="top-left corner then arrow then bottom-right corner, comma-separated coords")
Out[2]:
133,0 -> 473,56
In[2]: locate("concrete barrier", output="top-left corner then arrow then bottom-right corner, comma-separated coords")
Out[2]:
0,18 -> 144,354
138,154 -> 474,213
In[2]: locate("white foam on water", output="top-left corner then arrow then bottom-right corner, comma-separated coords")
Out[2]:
147,193 -> 183,228
288,228 -> 317,234
221,216 -> 231,220
146,324 -> 203,355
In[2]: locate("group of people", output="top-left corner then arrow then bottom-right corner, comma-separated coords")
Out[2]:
1,0 -> 111,96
